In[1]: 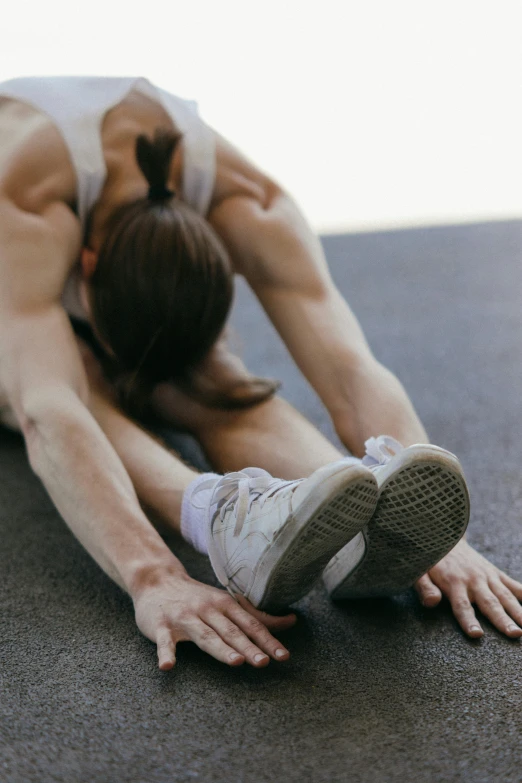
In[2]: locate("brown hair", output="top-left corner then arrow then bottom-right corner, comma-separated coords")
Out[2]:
89,128 -> 278,414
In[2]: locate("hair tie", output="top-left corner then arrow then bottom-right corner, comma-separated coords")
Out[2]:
148,185 -> 175,202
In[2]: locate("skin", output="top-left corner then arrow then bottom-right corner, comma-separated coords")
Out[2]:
0,87 -> 521,673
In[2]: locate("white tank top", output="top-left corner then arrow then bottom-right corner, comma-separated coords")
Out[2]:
0,75 -> 216,319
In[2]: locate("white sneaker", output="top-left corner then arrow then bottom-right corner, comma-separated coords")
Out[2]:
193,460 -> 378,611
323,436 -> 470,599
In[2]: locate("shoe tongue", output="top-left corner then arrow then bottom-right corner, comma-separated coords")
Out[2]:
362,435 -> 404,467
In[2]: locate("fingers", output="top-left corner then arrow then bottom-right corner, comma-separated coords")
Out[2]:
474,582 -> 522,639
156,627 -> 177,671
190,621 -> 247,667
196,594 -> 294,667
146,588 -> 295,671
414,574 -> 443,607
447,588 -> 484,638
229,605 -> 293,661
204,611 -> 277,667
499,573 -> 522,601
490,580 -> 522,628
236,595 -> 298,631
430,574 -> 522,639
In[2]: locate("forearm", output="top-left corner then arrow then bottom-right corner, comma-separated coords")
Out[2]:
255,279 -> 428,454
210,186 -> 428,454
329,354 -> 428,456
249,197 -> 428,451
89,390 -> 197,533
25,395 -> 184,594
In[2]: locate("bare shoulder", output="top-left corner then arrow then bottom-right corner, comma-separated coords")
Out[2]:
0,198 -> 82,316
0,99 -> 82,315
0,98 -> 78,214
209,131 -> 278,212
206,131 -> 287,276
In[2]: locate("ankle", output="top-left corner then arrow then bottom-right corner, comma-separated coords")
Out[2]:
180,472 -> 221,555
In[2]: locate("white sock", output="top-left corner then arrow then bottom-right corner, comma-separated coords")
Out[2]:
180,472 -> 221,556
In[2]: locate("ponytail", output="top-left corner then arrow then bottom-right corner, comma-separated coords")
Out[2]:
89,126 -> 279,415
136,129 -> 179,202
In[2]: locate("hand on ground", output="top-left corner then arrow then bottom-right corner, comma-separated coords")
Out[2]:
415,539 -> 522,638
133,571 -> 297,670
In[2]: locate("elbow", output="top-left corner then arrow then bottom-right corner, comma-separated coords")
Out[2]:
20,380 -> 89,430
20,389 -> 90,474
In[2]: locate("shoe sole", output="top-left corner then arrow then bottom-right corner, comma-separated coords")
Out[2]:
248,464 -> 379,611
323,446 -> 470,599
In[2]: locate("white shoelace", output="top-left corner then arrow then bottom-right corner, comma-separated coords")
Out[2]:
193,468 -> 302,537
361,435 -> 404,468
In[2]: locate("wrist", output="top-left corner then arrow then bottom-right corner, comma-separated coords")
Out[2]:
330,360 -> 428,453
126,556 -> 188,599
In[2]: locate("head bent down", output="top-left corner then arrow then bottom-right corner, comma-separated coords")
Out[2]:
84,128 -> 237,412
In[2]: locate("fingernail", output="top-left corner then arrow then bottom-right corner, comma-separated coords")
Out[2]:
275,649 -> 287,659
470,626 -> 482,633
254,653 -> 268,663
230,653 -> 242,662
508,624 -> 520,633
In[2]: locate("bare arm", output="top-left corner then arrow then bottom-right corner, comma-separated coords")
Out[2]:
0,198 -> 180,593
76,343 -> 297,668
0,194 -> 295,670
206,136 -> 522,641
208,158 -> 427,455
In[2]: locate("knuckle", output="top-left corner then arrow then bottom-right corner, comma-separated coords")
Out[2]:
252,627 -> 272,644
493,579 -> 515,597
216,597 -> 238,616
215,593 -> 232,609
246,618 -> 265,634
453,597 -> 472,612
223,623 -> 243,640
445,572 -> 462,586
469,578 -> 485,594
200,626 -> 217,643
495,586 -> 512,602
482,595 -> 501,610
177,609 -> 194,625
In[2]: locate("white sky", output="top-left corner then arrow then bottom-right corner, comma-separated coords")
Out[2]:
2,0 -> 522,233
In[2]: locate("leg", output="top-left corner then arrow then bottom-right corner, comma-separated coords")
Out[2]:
2,338 -> 348,532
151,383 -> 345,479
82,345 -> 380,614
13,339 -> 300,667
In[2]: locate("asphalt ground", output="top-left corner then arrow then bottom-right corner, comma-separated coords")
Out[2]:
1,221 -> 522,782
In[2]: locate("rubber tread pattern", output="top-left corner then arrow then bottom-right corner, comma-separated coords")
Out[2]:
260,476 -> 378,611
328,462 -> 469,599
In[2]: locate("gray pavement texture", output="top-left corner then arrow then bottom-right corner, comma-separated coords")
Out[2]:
2,220 -> 522,783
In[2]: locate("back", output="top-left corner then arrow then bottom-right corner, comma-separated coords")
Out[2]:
0,76 -> 217,320
0,76 -> 216,228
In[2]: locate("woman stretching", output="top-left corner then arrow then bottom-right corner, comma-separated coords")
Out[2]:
0,76 -> 520,671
